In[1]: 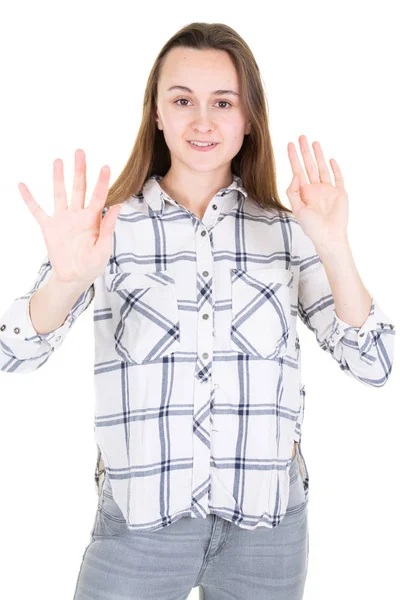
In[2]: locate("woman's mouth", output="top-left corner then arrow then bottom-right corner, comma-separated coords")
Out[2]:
187,141 -> 219,152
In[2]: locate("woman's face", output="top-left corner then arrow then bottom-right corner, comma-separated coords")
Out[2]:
155,47 -> 250,175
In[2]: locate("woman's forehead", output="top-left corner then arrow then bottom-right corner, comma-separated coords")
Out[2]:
159,47 -> 239,89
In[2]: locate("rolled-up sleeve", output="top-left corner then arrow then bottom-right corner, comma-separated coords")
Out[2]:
0,254 -> 94,373
296,227 -> 395,387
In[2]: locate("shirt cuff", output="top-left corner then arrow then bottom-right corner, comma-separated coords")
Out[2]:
0,293 -> 74,355
326,296 -> 395,365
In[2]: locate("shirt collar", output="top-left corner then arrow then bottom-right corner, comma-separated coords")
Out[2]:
139,174 -> 248,217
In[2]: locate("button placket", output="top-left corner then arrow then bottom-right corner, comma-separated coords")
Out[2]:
201,190 -> 222,229
191,224 -> 215,511
198,305 -> 213,380
196,226 -> 213,383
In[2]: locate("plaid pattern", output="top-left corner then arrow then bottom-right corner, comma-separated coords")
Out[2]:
0,174 -> 395,532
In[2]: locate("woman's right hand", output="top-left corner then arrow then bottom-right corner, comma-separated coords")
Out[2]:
18,149 -> 121,286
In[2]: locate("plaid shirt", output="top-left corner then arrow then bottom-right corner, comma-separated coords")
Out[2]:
0,174 -> 396,531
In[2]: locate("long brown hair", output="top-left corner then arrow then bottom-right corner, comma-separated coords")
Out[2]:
105,22 -> 292,215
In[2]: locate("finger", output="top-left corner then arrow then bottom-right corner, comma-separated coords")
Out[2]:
70,149 -> 87,210
330,158 -> 346,191
18,182 -> 50,226
53,158 -> 68,213
97,204 -> 121,247
299,135 -> 320,183
312,141 -> 332,185
287,141 -> 308,187
88,164 -> 111,214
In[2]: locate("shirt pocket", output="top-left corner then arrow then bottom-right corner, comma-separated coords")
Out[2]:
230,267 -> 294,359
104,269 -> 180,364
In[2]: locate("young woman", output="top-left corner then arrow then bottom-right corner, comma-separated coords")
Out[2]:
0,21 -> 395,600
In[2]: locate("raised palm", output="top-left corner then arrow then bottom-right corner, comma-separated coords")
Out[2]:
18,149 -> 121,285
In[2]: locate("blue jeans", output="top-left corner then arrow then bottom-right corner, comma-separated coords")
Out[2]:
73,451 -> 309,599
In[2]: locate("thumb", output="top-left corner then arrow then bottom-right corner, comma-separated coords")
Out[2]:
98,204 -> 121,245
286,173 -> 303,212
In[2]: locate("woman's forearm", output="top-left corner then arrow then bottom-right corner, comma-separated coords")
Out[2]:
29,271 -> 90,335
316,235 -> 373,328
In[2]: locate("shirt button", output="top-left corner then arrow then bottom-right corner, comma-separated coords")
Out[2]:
202,314 -> 209,320
56,336 -> 61,341
201,230 -> 207,237
202,270 -> 209,277
0,324 -> 6,331
14,327 -> 21,334
212,204 -> 218,209
359,332 -> 365,337
202,352 -> 209,359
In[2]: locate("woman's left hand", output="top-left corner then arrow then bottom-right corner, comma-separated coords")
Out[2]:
285,135 -> 349,248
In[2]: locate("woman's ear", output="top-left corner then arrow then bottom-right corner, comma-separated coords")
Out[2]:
154,106 -> 163,130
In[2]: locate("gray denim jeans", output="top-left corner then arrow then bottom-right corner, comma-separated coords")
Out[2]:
73,452 -> 309,599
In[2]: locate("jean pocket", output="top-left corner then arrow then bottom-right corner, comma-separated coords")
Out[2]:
93,474 -> 127,537
286,453 -> 307,513
230,267 -> 294,359
104,268 -> 181,364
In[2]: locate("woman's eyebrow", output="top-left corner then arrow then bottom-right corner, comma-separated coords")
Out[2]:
167,85 -> 240,97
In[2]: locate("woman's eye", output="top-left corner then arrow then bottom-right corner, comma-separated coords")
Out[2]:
215,101 -> 231,109
175,99 -> 190,107
174,98 -> 231,109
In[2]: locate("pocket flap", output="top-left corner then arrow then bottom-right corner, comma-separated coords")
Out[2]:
104,269 -> 175,292
231,267 -> 293,288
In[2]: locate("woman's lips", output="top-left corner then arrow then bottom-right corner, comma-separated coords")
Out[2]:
187,141 -> 219,152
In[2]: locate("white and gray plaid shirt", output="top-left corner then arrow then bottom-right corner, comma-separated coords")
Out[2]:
0,174 -> 396,531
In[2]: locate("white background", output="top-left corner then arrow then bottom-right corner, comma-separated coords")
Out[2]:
0,1 -> 398,598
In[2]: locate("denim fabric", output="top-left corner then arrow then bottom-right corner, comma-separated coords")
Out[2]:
73,451 -> 308,600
